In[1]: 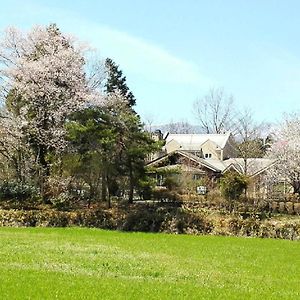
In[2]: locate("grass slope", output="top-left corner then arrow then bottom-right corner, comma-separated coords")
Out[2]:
0,228 -> 299,299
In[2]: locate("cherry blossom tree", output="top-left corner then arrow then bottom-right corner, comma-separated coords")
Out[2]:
268,113 -> 300,194
0,24 -> 99,174
0,108 -> 31,181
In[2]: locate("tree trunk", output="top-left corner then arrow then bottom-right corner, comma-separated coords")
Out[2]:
37,145 -> 50,203
292,181 -> 300,194
243,158 -> 248,175
38,145 -> 50,176
107,175 -> 111,209
128,161 -> 134,204
101,169 -> 107,202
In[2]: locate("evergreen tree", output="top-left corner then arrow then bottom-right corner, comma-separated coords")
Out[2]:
67,92 -> 160,205
118,112 -> 160,203
104,59 -> 161,202
104,58 -> 136,107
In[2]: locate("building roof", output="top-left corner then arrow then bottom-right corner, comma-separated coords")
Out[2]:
203,157 -> 276,176
156,164 -> 206,174
147,150 -> 276,177
147,150 -> 221,172
165,132 -> 231,151
225,158 -> 277,177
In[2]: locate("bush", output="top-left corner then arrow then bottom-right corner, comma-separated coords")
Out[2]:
0,209 -> 115,228
285,193 -> 300,202
294,203 -> 300,214
206,189 -> 226,208
137,177 -> 156,200
220,172 -> 249,201
163,176 -> 180,190
152,188 -> 182,202
180,194 -> 203,202
1,203 -> 300,240
49,192 -> 72,210
173,210 -> 213,234
122,208 -> 166,232
0,181 -> 38,201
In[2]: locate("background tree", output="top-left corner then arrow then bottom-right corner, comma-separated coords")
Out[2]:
235,109 -> 271,174
120,114 -> 160,203
0,24 -> 99,200
162,120 -> 196,134
66,100 -> 119,207
104,59 -> 160,202
267,113 -> 300,194
220,171 -> 249,211
0,25 -> 91,168
193,87 -> 235,133
0,108 -> 31,182
105,58 -> 136,107
67,91 -> 159,205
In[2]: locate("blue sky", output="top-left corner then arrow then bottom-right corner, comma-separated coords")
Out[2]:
1,0 -> 300,125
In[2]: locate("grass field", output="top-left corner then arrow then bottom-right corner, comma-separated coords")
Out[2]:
0,228 -> 299,299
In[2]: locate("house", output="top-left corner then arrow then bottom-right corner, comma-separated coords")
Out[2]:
164,132 -> 237,160
148,131 -> 276,196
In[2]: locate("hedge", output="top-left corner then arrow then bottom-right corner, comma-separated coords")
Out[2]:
1,207 -> 300,240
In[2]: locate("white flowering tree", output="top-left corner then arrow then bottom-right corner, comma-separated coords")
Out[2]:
0,24 -> 97,174
0,108 -> 31,181
268,113 -> 300,194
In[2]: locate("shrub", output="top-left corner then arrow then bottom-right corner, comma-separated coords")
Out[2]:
49,192 -> 72,210
122,206 -> 170,232
285,193 -> 300,202
0,181 -> 38,201
1,206 -> 300,240
206,189 -> 226,208
173,210 -> 213,234
220,172 -> 249,201
152,188 -> 182,202
286,202 -> 294,214
137,177 -> 156,200
294,203 -> 300,214
278,202 -> 286,213
180,194 -> 203,202
163,176 -> 180,190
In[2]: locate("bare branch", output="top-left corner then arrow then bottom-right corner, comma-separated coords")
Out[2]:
193,87 -> 235,133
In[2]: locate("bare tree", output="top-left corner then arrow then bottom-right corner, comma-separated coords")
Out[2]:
142,113 -> 155,132
164,120 -> 195,134
235,108 -> 270,174
193,87 -> 235,133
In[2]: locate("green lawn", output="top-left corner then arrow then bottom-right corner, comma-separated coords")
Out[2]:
0,228 -> 299,299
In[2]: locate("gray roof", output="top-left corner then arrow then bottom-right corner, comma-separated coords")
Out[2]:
226,158 -> 277,177
203,157 -> 276,176
156,164 -> 206,174
165,132 -> 231,151
148,150 -> 276,177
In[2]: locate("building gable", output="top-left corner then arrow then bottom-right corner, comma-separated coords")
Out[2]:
200,139 -> 220,160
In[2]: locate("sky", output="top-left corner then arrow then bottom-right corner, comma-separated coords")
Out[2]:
1,0 -> 300,125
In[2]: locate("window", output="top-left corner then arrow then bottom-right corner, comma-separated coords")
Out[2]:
193,174 -> 201,180
205,153 -> 212,158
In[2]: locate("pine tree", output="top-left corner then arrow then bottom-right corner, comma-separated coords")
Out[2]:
104,58 -> 136,107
